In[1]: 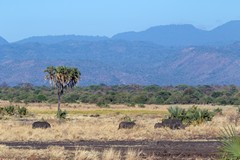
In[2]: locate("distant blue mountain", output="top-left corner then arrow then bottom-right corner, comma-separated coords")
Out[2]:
209,21 -> 240,44
113,24 -> 207,46
0,36 -> 8,45
2,21 -> 240,85
1,40 -> 240,86
113,20 -> 240,46
12,20 -> 240,46
16,35 -> 109,44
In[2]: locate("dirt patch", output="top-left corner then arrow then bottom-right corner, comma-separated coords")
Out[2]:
0,140 -> 221,159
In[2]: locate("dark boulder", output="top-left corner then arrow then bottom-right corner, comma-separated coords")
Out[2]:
32,121 -> 51,129
118,121 -> 136,129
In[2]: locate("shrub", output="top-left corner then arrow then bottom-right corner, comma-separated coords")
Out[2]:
37,94 -> 47,102
120,116 -> 135,122
0,107 -> 4,114
168,106 -> 186,120
167,106 -> 215,125
96,102 -> 110,108
137,104 -> 145,108
126,103 -> 136,107
2,105 -> 28,117
57,109 -> 67,120
237,106 -> 240,113
213,107 -> 223,115
17,106 -> 27,117
4,105 -> 15,115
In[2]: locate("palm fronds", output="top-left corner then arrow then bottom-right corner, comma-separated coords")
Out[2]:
220,126 -> 240,159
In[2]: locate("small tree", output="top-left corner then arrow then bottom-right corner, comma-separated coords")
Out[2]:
44,66 -> 80,112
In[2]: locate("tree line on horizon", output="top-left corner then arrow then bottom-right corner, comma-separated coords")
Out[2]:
0,83 -> 239,106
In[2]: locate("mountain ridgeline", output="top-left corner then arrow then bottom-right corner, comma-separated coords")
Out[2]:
113,21 -> 240,46
1,20 -> 240,86
0,36 -> 8,45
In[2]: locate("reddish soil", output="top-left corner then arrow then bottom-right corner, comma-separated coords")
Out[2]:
0,140 -> 221,159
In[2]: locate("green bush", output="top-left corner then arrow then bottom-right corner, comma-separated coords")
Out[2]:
167,106 -> 186,120
96,102 -> 110,108
2,105 -> 28,117
126,103 -> 136,107
37,94 -> 47,102
237,106 -> 240,113
17,106 -> 27,117
213,107 -> 223,115
57,109 -> 67,120
167,106 -> 215,125
138,104 -> 145,108
0,107 -> 4,115
120,116 -> 135,122
4,105 -> 15,115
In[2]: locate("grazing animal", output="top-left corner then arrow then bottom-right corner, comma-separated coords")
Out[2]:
32,121 -> 51,129
154,119 -> 184,129
154,122 -> 164,128
90,114 -> 100,117
118,121 -> 136,129
162,119 -> 184,129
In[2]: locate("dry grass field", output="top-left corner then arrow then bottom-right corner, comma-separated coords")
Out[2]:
0,144 -> 215,160
0,145 -> 145,160
0,101 -> 239,142
0,101 -> 239,159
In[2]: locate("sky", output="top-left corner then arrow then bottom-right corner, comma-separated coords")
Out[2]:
0,0 -> 240,42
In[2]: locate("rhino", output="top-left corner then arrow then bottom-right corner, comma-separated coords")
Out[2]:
32,121 -> 51,129
154,119 -> 185,129
118,121 -> 136,129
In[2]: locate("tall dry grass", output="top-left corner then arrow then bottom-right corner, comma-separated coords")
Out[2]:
0,101 -> 239,142
0,145 -> 143,160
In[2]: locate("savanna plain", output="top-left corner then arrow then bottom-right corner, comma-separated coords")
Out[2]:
0,100 -> 238,160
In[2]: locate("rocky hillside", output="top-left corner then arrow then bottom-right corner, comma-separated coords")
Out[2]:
1,40 -> 240,86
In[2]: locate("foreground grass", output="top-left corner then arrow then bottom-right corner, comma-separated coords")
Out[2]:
0,145 -> 144,160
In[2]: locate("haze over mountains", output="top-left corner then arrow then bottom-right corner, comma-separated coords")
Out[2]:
113,21 -> 240,46
1,20 -> 240,86
0,36 -> 8,45
8,20 -> 240,46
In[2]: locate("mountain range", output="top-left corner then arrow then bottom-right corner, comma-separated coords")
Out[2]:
1,20 -> 240,86
0,36 -> 8,45
113,20 -> 240,46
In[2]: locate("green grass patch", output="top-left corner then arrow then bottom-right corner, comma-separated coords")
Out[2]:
30,109 -> 167,115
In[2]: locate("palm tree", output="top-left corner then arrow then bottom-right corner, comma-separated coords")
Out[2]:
44,66 -> 81,112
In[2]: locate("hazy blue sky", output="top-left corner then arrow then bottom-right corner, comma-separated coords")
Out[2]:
1,0 -> 240,42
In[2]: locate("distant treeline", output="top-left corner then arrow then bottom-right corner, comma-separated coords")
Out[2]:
0,83 -> 240,105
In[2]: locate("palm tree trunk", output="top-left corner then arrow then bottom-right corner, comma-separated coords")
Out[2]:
58,92 -> 61,112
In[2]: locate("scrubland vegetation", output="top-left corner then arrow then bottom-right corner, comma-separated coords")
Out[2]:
1,84 -> 240,159
1,84 -> 240,106
0,101 -> 239,142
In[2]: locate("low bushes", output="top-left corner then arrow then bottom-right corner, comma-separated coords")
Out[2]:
0,105 -> 28,118
167,106 -> 216,125
56,109 -> 67,120
120,116 -> 135,123
4,105 -> 15,115
96,102 -> 110,108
